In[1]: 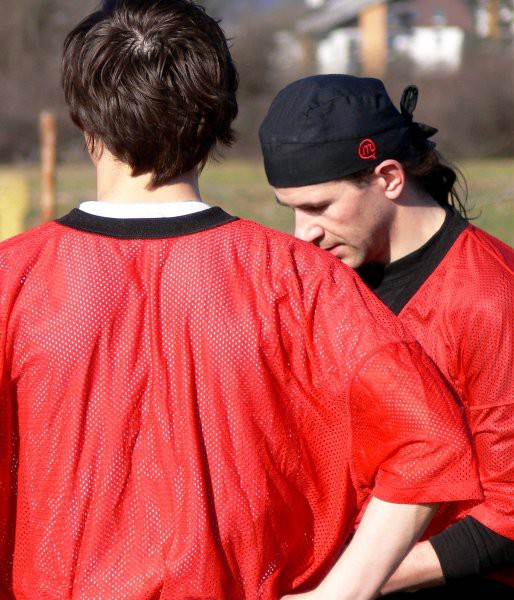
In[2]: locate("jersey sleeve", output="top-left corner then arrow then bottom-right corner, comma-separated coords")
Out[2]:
348,341 -> 482,505
294,254 -> 482,508
454,239 -> 514,539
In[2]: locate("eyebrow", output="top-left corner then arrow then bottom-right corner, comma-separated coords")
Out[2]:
274,195 -> 328,211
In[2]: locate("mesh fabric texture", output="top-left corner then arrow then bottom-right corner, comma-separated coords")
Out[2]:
0,211 -> 481,598
398,225 -> 514,586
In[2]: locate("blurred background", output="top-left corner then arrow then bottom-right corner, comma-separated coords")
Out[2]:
0,0 -> 512,242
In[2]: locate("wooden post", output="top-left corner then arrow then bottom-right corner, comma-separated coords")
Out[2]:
299,34 -> 316,76
359,2 -> 388,77
40,111 -> 57,222
488,0 -> 500,40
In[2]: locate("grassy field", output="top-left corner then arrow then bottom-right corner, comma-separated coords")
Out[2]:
1,157 -> 513,245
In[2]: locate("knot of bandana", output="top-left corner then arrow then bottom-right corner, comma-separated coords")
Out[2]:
400,85 -> 438,145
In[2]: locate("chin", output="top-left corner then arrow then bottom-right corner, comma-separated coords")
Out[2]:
340,255 -> 363,270
326,245 -> 364,269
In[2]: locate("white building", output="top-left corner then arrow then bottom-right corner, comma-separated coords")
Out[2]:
290,0 -> 479,75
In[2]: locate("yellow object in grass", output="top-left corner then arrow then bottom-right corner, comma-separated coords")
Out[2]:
0,173 -> 29,241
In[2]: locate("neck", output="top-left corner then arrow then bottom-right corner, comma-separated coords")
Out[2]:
388,183 -> 447,263
95,148 -> 202,204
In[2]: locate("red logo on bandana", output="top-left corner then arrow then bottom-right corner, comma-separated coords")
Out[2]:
358,138 -> 377,160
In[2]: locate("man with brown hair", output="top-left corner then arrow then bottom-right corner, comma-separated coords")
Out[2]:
0,3 -> 482,598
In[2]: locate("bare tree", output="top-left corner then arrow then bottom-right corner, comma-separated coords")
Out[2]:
0,0 -> 97,160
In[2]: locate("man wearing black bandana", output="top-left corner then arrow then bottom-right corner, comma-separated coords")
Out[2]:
259,75 -> 514,597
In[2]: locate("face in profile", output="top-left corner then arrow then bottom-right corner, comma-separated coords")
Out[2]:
274,177 -> 395,269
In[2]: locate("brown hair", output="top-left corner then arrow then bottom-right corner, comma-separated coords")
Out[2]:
62,0 -> 239,188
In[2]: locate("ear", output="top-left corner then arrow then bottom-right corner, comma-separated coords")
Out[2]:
84,132 -> 104,164
374,160 -> 405,201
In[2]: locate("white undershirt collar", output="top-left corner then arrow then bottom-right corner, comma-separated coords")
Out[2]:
79,200 -> 211,219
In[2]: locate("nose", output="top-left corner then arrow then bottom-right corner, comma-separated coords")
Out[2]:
294,211 -> 324,245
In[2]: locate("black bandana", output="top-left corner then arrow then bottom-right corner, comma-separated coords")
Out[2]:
259,74 -> 438,187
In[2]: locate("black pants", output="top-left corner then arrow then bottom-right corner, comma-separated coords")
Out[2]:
385,576 -> 513,599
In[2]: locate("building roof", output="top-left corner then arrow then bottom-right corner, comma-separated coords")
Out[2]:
297,0 -> 475,34
297,0 -> 378,34
393,0 -> 475,31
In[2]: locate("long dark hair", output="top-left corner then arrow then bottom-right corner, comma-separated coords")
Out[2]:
346,148 -> 469,218
401,149 -> 469,218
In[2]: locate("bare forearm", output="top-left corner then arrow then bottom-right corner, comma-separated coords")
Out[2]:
281,497 -> 438,600
381,516 -> 514,594
326,499 -> 437,600
380,541 -> 444,595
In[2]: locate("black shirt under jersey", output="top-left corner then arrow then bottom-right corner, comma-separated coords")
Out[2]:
357,206 -> 514,583
356,205 -> 467,316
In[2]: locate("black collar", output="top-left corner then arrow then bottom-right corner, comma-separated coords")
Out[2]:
56,207 -> 238,239
357,206 -> 468,315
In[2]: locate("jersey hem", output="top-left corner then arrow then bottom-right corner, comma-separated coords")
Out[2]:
372,480 -> 483,505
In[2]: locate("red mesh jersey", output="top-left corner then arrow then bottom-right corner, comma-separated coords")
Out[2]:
398,225 -> 514,584
0,209 -> 481,598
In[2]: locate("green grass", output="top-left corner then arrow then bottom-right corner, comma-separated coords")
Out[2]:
1,157 -> 513,245
459,159 -> 514,245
